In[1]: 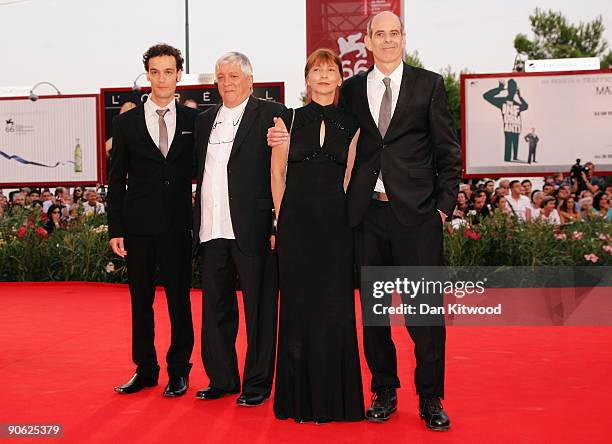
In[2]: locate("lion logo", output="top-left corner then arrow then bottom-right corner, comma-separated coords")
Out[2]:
337,33 -> 367,58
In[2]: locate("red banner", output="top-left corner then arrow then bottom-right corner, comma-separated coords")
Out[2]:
306,0 -> 403,78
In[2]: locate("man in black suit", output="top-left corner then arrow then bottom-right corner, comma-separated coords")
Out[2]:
268,11 -> 461,430
107,44 -> 199,397
342,12 -> 461,429
193,52 -> 284,407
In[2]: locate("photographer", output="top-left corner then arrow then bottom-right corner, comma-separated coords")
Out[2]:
571,160 -> 602,195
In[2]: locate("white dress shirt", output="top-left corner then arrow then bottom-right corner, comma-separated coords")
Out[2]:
367,62 -> 403,193
144,98 -> 176,150
507,194 -> 532,221
83,201 -> 105,216
199,97 -> 249,243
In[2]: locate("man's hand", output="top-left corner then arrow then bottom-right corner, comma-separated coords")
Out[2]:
269,235 -> 276,251
109,237 -> 127,258
267,118 -> 289,148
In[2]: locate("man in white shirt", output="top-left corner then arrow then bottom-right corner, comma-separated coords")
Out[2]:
82,189 -> 105,216
192,52 -> 285,407
506,180 -> 532,221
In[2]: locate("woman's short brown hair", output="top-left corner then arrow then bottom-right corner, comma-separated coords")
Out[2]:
304,48 -> 343,106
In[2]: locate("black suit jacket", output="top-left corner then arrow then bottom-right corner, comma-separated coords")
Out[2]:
193,96 -> 285,256
340,63 -> 461,227
107,102 -> 200,239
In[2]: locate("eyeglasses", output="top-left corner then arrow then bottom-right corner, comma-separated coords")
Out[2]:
208,108 -> 246,145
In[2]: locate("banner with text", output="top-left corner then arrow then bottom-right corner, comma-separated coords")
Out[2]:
99,83 -> 284,182
462,70 -> 612,177
0,95 -> 99,186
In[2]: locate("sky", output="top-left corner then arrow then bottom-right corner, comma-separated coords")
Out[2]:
1,0 -> 611,107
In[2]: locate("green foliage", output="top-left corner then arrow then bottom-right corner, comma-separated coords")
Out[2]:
404,50 -> 424,69
514,8 -> 612,68
1,209 -> 610,284
440,66 -> 462,130
444,210 -> 612,267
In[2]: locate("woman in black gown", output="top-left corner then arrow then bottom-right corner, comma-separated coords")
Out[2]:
271,49 -> 364,423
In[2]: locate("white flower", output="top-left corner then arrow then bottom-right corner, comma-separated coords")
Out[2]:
105,262 -> 115,273
92,225 -> 108,234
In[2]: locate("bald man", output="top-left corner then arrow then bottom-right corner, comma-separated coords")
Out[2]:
346,11 -> 460,429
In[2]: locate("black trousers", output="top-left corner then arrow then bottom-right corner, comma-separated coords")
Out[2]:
200,239 -> 278,396
125,229 -> 194,378
355,200 -> 446,398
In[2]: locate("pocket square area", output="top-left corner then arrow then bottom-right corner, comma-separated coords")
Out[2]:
181,131 -> 193,135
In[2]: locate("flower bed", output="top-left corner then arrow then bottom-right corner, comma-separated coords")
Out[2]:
0,210 -> 610,284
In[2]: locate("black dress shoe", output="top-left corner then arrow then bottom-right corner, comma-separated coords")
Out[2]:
420,397 -> 451,431
236,393 -> 269,407
114,373 -> 158,394
195,386 -> 239,400
163,376 -> 189,397
366,388 -> 397,422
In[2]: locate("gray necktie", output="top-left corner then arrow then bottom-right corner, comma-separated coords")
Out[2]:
377,78 -> 392,186
378,77 -> 392,138
156,109 -> 169,157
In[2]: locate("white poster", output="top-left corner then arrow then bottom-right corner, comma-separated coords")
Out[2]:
463,71 -> 612,176
0,96 -> 98,185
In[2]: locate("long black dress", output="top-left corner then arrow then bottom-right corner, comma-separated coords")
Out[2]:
273,101 -> 364,422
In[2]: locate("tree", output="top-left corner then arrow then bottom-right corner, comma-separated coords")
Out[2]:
514,8 -> 612,68
440,66 -> 462,131
404,50 -> 424,69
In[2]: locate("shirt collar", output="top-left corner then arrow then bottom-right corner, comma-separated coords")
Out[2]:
221,96 -> 250,117
144,97 -> 176,117
370,62 -> 404,87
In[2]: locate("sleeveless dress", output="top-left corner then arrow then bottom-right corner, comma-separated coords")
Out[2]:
273,101 -> 365,422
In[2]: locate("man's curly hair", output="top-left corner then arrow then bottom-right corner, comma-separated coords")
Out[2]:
143,44 -> 184,72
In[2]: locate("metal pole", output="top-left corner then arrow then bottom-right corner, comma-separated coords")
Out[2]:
185,0 -> 190,73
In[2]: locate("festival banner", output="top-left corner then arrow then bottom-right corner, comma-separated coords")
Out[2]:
306,0 -> 403,78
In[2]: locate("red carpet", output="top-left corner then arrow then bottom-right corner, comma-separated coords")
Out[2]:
0,282 -> 610,443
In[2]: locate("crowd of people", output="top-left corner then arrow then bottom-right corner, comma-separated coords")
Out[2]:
451,164 -> 612,226
3,164 -> 610,234
0,185 -> 107,233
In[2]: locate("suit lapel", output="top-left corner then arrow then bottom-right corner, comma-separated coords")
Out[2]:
384,62 -> 417,141
166,102 -> 185,162
229,96 -> 259,162
359,67 -> 381,139
135,104 -> 166,162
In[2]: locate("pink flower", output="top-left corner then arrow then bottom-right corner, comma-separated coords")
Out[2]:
36,227 -> 49,239
17,226 -> 27,238
572,231 -> 584,240
554,232 -> 567,241
584,253 -> 599,263
598,233 -> 611,242
603,245 -> 612,254
464,228 -> 480,241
